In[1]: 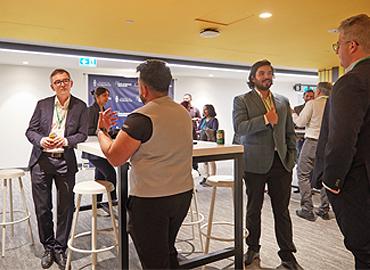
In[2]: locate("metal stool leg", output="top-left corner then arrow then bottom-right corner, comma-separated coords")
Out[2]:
9,179 -> 14,237
18,177 -> 34,245
2,179 -> 7,257
204,186 -> 217,254
66,194 -> 82,270
107,192 -> 119,253
92,194 -> 98,270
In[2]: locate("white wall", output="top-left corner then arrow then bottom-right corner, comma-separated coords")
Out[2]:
173,76 -> 316,145
0,64 -> 317,169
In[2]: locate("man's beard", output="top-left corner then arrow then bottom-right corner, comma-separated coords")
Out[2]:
255,79 -> 273,91
139,95 -> 147,104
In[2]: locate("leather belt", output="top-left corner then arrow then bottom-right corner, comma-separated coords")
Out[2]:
43,152 -> 64,159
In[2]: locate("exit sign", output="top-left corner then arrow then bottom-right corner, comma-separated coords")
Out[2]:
79,57 -> 97,67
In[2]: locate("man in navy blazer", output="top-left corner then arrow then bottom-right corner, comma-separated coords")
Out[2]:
313,14 -> 370,269
26,69 -> 88,269
233,60 -> 302,269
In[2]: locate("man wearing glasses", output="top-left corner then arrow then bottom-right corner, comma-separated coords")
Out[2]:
26,69 -> 88,269
314,14 -> 370,269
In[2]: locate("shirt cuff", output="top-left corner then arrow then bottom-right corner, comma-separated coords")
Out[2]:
64,138 -> 69,147
263,115 -> 269,125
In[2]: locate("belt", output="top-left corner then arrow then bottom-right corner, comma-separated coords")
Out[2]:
43,152 -> 64,159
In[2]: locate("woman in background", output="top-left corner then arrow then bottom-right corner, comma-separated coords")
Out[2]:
82,87 -> 117,203
198,104 -> 219,186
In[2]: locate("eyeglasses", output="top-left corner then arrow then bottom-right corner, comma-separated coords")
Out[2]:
53,78 -> 71,86
332,40 -> 353,53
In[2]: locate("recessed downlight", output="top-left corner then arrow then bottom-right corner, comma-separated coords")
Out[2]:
259,12 -> 272,19
22,61 -> 29,65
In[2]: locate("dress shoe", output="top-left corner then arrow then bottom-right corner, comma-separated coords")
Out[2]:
244,249 -> 260,266
315,210 -> 330,220
296,209 -> 316,222
277,260 -> 304,270
54,250 -> 67,269
41,249 -> 54,269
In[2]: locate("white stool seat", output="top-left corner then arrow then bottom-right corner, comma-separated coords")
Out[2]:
0,169 -> 25,179
73,180 -> 114,195
206,175 -> 234,187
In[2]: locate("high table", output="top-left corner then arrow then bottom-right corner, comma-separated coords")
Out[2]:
77,137 -> 245,269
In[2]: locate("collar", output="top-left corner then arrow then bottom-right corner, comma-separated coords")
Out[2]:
345,56 -> 370,73
255,88 -> 272,99
55,95 -> 71,109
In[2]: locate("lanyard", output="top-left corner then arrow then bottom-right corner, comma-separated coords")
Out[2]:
55,105 -> 66,129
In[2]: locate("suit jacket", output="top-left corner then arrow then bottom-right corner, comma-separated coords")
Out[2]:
25,95 -> 88,173
313,58 -> 370,190
233,90 -> 297,174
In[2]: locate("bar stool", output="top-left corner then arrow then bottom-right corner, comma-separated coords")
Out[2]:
66,180 -> 119,270
0,169 -> 34,257
178,170 -> 205,255
200,175 -> 247,254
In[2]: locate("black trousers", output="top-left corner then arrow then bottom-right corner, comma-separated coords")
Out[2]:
127,190 -> 192,269
327,165 -> 370,270
88,157 -> 117,201
30,155 -> 75,252
244,153 -> 296,262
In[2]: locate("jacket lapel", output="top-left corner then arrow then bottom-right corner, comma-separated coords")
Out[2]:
64,96 -> 74,137
250,90 -> 267,114
46,96 -> 55,135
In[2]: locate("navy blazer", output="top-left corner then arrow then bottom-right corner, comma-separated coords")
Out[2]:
313,58 -> 370,189
25,95 -> 88,173
233,90 -> 296,174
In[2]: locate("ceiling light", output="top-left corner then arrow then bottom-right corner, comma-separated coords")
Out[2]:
125,19 -> 135,24
22,61 -> 29,65
259,12 -> 272,19
200,28 -> 220,38
208,74 -> 214,77
328,28 -> 338,33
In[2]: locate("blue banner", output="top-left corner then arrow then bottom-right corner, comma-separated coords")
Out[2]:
88,74 -> 174,128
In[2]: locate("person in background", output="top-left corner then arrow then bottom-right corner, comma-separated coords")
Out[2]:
97,60 -> 193,269
313,14 -> 370,269
293,82 -> 332,222
197,104 -> 219,186
233,60 -> 302,269
293,89 -> 315,157
82,87 -> 117,205
180,100 -> 197,140
25,69 -> 88,269
183,93 -> 201,139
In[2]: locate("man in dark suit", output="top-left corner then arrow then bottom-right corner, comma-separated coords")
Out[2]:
233,60 -> 302,269
26,69 -> 88,269
313,14 -> 370,269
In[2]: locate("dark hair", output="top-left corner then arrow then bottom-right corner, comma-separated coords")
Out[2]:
180,100 -> 190,110
303,90 -> 314,95
247,60 -> 274,89
204,104 -> 216,117
136,59 -> 172,93
91,87 -> 110,96
49,68 -> 71,83
183,93 -> 192,99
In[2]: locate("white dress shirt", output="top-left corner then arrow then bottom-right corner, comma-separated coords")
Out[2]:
44,96 -> 70,153
292,95 -> 328,140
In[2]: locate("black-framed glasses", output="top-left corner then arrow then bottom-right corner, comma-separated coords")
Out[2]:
332,40 -> 356,53
53,78 -> 71,86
